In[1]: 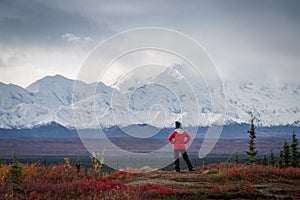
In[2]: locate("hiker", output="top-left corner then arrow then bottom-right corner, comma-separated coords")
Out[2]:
168,121 -> 195,172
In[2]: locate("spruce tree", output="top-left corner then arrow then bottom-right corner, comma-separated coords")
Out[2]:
279,150 -> 284,168
290,131 -> 299,168
9,153 -> 24,197
263,155 -> 268,165
281,140 -> 291,168
268,150 -> 276,166
244,118 -> 261,164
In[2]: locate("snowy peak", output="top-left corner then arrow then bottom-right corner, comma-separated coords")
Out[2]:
0,82 -> 34,111
164,64 -> 185,80
25,75 -> 113,109
224,81 -> 300,126
112,65 -> 166,92
0,74 -> 119,129
26,74 -> 73,93
0,64 -> 300,129
26,75 -> 77,107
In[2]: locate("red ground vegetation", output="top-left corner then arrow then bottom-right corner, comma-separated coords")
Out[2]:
0,161 -> 299,199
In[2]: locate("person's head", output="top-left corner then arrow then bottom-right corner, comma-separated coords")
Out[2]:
175,121 -> 182,129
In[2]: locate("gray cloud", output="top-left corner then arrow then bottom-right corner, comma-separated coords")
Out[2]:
0,47 -> 30,69
0,0 -> 300,86
0,0 -> 110,46
0,57 -> 4,68
61,33 -> 93,48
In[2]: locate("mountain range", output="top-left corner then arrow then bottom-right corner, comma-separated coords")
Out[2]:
0,64 -> 299,132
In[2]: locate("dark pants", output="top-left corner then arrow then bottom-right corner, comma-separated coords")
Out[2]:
173,149 -> 193,171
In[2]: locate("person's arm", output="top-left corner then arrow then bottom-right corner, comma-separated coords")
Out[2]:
184,132 -> 191,144
168,131 -> 176,144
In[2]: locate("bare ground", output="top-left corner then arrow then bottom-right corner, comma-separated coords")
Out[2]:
125,168 -> 300,199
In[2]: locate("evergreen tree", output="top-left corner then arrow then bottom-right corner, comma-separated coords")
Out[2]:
268,150 -> 276,166
281,140 -> 291,168
9,152 -> 24,198
290,131 -> 299,168
279,150 -> 284,168
263,155 -> 268,165
244,118 -> 261,164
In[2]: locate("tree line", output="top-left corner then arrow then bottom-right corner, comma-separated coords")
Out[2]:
235,117 -> 299,168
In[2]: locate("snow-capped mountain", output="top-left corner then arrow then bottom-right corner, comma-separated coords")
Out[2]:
225,81 -> 300,126
0,82 -> 35,110
0,64 -> 299,129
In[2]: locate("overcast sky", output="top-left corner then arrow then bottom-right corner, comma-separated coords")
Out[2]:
0,0 -> 299,87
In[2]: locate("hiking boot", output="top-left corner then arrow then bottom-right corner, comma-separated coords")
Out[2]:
189,168 -> 195,171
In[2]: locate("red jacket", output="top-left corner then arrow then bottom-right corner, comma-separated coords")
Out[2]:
168,128 -> 191,150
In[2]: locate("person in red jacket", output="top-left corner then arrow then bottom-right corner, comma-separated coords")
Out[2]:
168,121 -> 195,172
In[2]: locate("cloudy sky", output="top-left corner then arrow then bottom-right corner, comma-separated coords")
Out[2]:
0,0 -> 299,87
